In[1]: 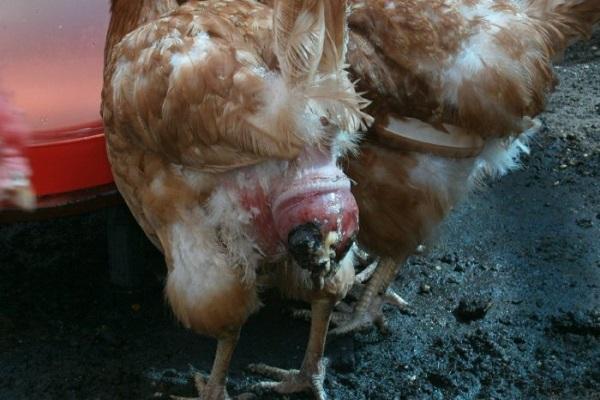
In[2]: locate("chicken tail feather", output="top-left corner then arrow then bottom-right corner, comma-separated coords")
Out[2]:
525,0 -> 600,58
270,0 -> 371,147
273,0 -> 326,85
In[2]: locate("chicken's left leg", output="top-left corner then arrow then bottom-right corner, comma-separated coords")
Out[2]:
171,331 -> 253,400
249,298 -> 334,400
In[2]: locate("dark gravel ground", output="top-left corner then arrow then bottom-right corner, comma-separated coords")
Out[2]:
1,31 -> 600,400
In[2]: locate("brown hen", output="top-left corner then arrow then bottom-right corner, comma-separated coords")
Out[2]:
102,0 -> 370,399
332,0 -> 600,334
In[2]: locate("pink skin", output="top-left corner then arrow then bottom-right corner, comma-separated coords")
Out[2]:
237,148 -> 359,260
0,95 -> 33,207
236,176 -> 284,257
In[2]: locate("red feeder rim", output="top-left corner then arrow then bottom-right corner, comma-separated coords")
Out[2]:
25,120 -> 114,200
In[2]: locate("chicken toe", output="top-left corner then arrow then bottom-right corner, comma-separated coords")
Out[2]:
289,258 -> 410,335
248,360 -> 327,400
169,332 -> 254,400
169,372 -> 255,400
328,287 -> 407,335
290,306 -> 351,327
329,258 -> 410,336
170,372 -> 253,400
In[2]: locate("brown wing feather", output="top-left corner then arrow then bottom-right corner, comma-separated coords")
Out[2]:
348,0 -> 600,139
319,0 -> 349,74
104,2 -> 306,173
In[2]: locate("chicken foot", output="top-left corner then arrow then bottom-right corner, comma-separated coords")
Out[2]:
248,298 -> 334,400
171,331 -> 253,400
289,257 -> 409,334
329,257 -> 407,335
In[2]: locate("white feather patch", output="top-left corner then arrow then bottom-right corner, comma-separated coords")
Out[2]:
469,118 -> 538,185
166,210 -> 236,315
169,31 -> 212,71
205,186 -> 264,284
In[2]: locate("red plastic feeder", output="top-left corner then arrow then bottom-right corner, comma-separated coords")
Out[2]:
1,1 -> 117,215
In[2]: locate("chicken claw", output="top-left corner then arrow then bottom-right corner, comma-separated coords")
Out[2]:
169,373 -> 225,400
248,360 -> 327,400
354,259 -> 379,284
329,286 -> 409,336
289,258 -> 410,335
329,258 -> 409,335
169,333 -> 254,400
169,372 -> 255,400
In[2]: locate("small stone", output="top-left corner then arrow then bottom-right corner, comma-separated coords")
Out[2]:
576,218 -> 593,229
513,336 -> 525,345
440,253 -> 457,264
427,372 -> 455,389
454,296 -> 492,322
419,283 -> 431,294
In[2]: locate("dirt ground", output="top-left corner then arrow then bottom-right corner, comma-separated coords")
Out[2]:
1,31 -> 599,400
